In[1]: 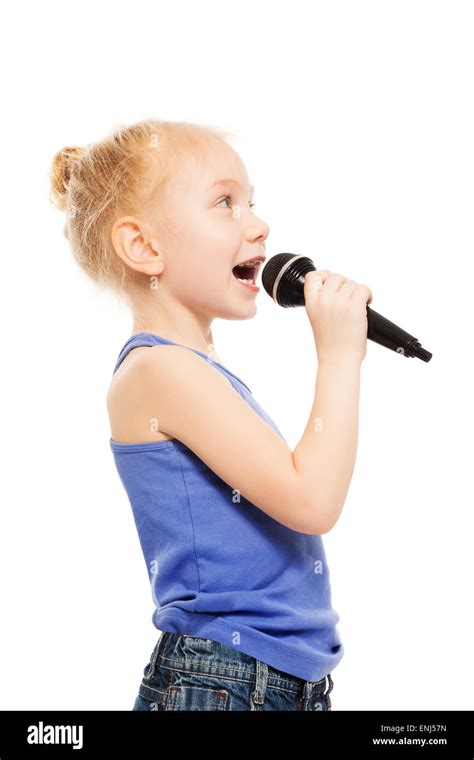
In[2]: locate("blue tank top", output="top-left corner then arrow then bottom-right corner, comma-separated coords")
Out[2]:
109,332 -> 344,682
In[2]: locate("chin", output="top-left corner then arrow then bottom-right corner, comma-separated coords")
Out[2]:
216,301 -> 258,321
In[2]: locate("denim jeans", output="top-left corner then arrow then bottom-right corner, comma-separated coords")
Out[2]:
132,631 -> 334,711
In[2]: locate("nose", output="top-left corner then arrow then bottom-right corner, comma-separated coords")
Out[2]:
246,215 -> 270,246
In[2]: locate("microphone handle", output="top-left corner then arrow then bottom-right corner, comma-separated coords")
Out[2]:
366,306 -> 432,361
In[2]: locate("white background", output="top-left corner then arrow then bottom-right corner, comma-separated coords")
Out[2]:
1,0 -> 472,710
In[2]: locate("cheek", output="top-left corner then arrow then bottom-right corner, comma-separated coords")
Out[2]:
192,227 -> 241,275
198,209 -> 241,244
166,213 -> 242,280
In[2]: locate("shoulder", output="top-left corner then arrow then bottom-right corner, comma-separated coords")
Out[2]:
106,345 -> 204,443
138,344 -> 228,379
136,344 -> 235,406
109,343 -> 214,390
106,344 -> 231,442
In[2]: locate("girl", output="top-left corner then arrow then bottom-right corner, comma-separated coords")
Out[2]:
49,118 -> 372,711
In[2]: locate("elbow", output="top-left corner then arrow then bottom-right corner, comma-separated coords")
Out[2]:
306,520 -> 334,536
316,519 -> 337,535
305,500 -> 340,535
290,475 -> 342,535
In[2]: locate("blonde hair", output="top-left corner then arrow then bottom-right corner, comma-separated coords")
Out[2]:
49,118 -> 235,299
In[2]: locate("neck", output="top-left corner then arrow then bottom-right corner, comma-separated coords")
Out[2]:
130,289 -> 216,358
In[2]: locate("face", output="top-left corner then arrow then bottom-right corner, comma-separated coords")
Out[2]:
151,138 -> 270,321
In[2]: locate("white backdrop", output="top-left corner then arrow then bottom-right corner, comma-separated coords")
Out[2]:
1,0 -> 472,710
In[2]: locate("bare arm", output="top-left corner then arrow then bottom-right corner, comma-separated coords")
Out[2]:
290,268 -> 372,531
292,352 -> 362,533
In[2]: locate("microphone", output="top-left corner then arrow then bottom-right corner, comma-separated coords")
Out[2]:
261,253 -> 432,362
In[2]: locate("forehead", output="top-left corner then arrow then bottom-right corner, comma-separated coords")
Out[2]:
210,177 -> 255,196
172,138 -> 252,194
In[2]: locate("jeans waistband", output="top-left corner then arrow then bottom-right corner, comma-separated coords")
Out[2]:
148,631 -> 334,700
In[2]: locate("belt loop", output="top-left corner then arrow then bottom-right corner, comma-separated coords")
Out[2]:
251,658 -> 269,706
302,677 -> 315,701
144,631 -> 165,680
303,672 -> 333,701
325,672 -> 334,696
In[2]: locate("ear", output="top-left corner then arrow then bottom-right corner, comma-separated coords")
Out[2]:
111,216 -> 165,276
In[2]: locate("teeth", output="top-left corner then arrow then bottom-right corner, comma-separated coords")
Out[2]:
237,278 -> 255,285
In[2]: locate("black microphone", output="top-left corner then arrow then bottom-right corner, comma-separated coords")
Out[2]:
261,253 -> 432,362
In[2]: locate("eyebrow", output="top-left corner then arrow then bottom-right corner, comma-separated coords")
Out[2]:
211,178 -> 254,197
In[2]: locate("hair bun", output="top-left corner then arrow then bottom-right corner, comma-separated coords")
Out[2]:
49,145 -> 85,211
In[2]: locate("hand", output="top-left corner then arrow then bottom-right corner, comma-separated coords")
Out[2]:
304,270 -> 373,363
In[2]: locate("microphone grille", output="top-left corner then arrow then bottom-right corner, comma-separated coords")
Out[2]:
261,253 -> 297,298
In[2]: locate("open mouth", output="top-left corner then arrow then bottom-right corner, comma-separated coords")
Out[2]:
232,259 -> 263,286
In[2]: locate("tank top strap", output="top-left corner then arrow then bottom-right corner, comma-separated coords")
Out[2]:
112,332 -> 252,394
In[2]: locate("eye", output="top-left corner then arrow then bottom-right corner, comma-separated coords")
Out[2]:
216,194 -> 256,210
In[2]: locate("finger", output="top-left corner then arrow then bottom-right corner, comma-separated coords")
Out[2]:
339,280 -> 359,298
352,285 -> 373,305
321,272 -> 349,295
304,269 -> 330,292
